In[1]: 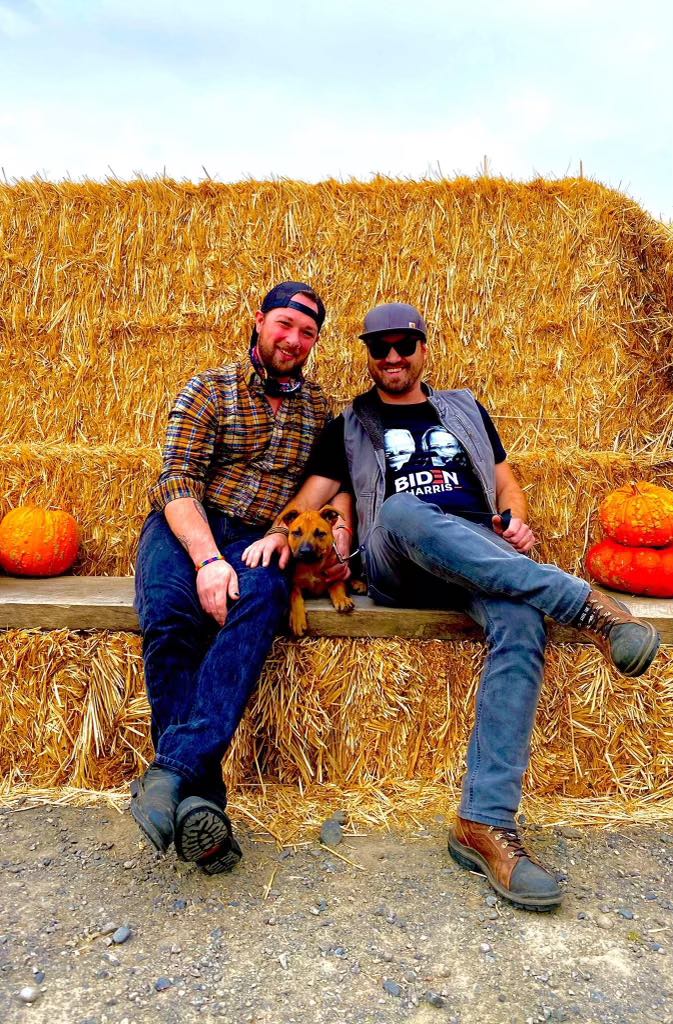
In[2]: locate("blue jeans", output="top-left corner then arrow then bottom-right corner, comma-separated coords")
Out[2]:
363,493 -> 590,829
134,510 -> 290,789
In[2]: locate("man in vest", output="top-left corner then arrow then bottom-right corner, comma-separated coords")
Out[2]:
243,300 -> 660,911
131,282 -> 350,875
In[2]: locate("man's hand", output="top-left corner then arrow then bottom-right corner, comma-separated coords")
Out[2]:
241,532 -> 291,569
492,513 -> 536,554
196,559 -> 240,626
322,527 -> 352,584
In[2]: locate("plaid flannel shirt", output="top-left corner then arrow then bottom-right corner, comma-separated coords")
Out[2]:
149,362 -> 331,525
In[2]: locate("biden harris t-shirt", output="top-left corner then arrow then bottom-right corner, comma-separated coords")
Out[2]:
306,396 -> 506,526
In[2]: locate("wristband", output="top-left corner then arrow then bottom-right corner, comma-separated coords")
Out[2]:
334,524 -> 352,535
265,526 -> 289,537
195,554 -> 226,572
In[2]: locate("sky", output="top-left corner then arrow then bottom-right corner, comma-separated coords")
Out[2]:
1,0 -> 672,222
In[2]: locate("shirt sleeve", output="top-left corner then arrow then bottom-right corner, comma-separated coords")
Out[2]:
303,414 -> 352,489
148,375 -> 219,511
476,401 -> 507,464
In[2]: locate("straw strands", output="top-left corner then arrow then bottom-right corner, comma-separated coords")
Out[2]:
1,631 -> 671,819
0,177 -> 672,448
2,784 -> 673,842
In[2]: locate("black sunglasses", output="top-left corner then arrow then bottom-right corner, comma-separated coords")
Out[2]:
363,335 -> 420,360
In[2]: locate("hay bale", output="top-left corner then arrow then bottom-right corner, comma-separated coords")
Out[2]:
1,630 -> 671,815
0,178 -> 671,449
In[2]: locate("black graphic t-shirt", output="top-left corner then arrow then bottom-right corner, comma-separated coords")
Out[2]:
306,396 -> 506,525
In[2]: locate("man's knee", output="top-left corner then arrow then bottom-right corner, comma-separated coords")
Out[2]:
486,601 -> 547,651
378,492 -> 425,533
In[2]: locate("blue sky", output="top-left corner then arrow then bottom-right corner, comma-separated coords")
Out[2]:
1,0 -> 672,221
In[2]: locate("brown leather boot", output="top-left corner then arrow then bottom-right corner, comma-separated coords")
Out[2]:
571,588 -> 660,677
448,816 -> 562,912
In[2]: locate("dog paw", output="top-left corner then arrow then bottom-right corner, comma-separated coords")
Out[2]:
289,609 -> 308,637
334,596 -> 354,614
350,579 -> 368,594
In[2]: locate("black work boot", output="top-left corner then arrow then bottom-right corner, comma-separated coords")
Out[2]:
129,764 -> 187,853
174,797 -> 243,875
571,589 -> 660,677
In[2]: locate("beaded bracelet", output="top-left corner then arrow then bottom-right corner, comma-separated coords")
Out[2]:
195,554 -> 226,572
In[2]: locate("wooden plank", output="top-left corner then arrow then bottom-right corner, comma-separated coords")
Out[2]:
0,576 -> 138,631
0,577 -> 671,642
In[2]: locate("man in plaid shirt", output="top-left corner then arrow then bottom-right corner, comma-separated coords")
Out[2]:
131,282 -> 347,874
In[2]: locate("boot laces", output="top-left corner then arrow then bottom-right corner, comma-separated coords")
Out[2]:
489,826 -> 533,862
574,593 -> 621,637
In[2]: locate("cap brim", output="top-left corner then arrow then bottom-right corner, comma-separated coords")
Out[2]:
359,329 -> 426,342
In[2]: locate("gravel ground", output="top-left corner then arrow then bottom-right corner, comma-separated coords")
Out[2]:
1,804 -> 673,1024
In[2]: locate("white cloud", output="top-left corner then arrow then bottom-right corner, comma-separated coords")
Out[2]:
0,0 -> 671,220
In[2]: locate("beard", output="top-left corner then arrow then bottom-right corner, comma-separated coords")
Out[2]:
369,359 -> 423,396
255,333 -> 308,379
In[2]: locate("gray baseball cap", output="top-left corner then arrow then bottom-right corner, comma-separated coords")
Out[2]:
359,302 -> 427,342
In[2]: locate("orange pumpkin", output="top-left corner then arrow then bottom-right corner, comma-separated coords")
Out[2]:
0,505 -> 80,577
599,481 -> 673,547
586,537 -> 673,597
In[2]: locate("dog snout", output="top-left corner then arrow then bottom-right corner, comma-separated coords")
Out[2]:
296,542 -> 320,563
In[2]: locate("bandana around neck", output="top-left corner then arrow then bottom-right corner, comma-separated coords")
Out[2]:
249,342 -> 304,397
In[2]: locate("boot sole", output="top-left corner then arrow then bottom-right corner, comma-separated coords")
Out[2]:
129,779 -> 169,854
448,831 -> 562,912
175,798 -> 242,875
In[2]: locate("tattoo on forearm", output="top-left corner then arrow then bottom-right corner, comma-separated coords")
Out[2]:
176,532 -> 193,553
192,500 -> 209,525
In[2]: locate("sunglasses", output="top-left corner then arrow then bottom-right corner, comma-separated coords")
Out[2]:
363,335 -> 420,360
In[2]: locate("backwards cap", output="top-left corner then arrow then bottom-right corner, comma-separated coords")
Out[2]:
251,281 -> 326,347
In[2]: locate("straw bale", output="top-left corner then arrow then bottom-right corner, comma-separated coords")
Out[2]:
0,177 -> 671,449
0,445 -> 670,575
1,630 -> 672,817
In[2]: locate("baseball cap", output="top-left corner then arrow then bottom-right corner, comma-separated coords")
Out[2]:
251,281 -> 326,347
359,302 -> 427,342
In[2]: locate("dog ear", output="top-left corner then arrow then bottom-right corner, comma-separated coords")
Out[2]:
279,508 -> 301,527
319,505 -> 341,526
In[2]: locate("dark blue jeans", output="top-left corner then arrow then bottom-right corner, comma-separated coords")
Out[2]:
363,493 -> 590,829
134,510 -> 290,789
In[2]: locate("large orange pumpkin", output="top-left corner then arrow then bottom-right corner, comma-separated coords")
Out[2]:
586,537 -> 673,597
0,506 -> 80,577
599,481 -> 673,547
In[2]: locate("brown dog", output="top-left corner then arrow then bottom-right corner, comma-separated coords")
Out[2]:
279,504 -> 366,637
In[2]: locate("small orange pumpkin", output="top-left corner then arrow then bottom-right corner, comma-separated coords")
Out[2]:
0,505 -> 80,577
599,481 -> 673,548
586,537 -> 673,597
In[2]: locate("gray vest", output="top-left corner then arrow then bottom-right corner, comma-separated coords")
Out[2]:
342,385 -> 498,548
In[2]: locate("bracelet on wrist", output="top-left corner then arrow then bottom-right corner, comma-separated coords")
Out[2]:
265,525 -> 289,538
334,524 -> 352,535
195,554 -> 226,572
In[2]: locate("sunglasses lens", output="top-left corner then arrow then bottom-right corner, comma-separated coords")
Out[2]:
396,336 -> 418,356
366,335 -> 419,359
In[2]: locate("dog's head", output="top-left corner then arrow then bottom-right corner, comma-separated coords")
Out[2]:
279,505 -> 340,564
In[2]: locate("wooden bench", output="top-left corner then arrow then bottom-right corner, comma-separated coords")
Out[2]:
0,576 -> 670,641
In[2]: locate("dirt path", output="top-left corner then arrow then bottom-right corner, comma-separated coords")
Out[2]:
1,805 -> 672,1024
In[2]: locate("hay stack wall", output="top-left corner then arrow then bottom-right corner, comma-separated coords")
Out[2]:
1,177 -> 673,822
